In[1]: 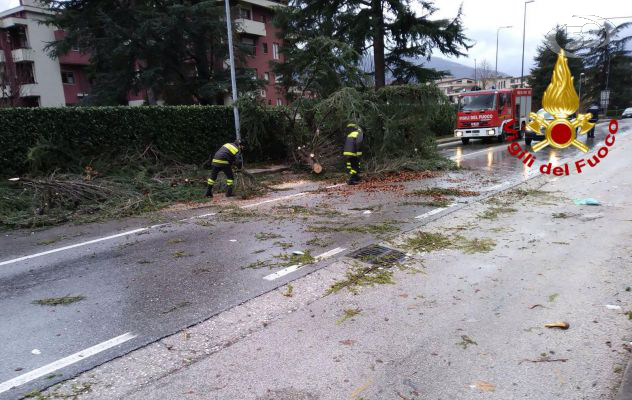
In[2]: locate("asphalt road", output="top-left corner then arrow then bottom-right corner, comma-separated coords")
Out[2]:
0,120 -> 623,399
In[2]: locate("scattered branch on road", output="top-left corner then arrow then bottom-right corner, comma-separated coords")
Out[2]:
456,335 -> 477,349
327,262 -> 394,295
336,308 -> 362,325
519,357 -> 569,364
33,295 -> 85,306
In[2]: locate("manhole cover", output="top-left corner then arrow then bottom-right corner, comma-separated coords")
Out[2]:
347,244 -> 407,265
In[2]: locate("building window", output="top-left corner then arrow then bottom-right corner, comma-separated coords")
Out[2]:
276,98 -> 283,106
22,96 -> 40,107
261,15 -> 267,24
61,71 -> 76,85
275,73 -> 283,84
260,89 -> 267,98
9,26 -> 29,49
16,62 -> 35,84
246,68 -> 257,80
264,72 -> 270,82
241,37 -> 256,56
272,43 -> 280,60
262,43 -> 268,54
238,7 -> 251,20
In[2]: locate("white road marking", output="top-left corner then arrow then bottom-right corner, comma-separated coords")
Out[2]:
0,229 -> 148,267
241,192 -> 308,209
314,247 -> 346,260
449,145 -> 505,161
187,212 -> 216,219
484,181 -> 510,191
149,223 -> 168,229
2,182 -> 340,266
263,264 -> 302,281
263,247 -> 346,281
0,332 -> 136,394
415,203 -> 457,220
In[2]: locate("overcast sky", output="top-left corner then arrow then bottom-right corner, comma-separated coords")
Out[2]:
0,0 -> 17,11
2,0 -> 630,77
428,0 -> 632,76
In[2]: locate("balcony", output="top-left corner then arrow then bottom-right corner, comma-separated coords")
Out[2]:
0,17 -> 23,29
235,18 -> 266,36
11,48 -> 35,62
20,83 -> 40,97
0,49 -> 34,62
239,0 -> 286,9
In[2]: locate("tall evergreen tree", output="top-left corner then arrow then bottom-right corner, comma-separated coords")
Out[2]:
528,27 -> 584,111
582,21 -> 632,114
41,0 -> 259,105
274,0 -> 470,90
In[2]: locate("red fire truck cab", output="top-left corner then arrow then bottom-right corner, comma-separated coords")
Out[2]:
454,88 -> 532,144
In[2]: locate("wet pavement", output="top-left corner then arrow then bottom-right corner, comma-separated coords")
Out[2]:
0,120 -> 627,399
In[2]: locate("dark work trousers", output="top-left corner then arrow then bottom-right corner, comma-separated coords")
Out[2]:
207,165 -> 234,187
345,156 -> 360,181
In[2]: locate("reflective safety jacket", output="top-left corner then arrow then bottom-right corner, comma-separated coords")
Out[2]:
343,124 -> 364,157
212,143 -> 243,167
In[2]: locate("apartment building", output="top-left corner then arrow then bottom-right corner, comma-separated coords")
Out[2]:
435,75 -> 530,103
235,0 -> 287,106
494,76 -> 525,89
0,0 -> 70,107
434,77 -> 477,102
0,0 -> 286,107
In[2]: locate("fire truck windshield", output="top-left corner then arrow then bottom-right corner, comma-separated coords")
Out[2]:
459,94 -> 496,111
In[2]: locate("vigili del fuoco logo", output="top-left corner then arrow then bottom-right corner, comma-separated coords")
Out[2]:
504,50 -> 619,176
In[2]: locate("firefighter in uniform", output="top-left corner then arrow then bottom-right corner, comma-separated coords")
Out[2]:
343,123 -> 364,185
205,142 -> 243,198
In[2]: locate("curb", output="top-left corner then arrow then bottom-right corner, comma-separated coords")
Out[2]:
617,359 -> 632,400
436,137 -> 460,144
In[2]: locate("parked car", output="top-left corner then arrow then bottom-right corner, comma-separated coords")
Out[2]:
525,109 -> 553,146
622,107 -> 632,119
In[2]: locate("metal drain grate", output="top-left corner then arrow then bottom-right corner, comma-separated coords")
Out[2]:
347,244 -> 407,265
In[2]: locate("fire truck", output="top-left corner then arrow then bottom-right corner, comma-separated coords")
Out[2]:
454,88 -> 532,145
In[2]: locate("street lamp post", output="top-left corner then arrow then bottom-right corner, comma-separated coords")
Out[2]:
495,25 -> 513,88
223,0 -> 241,143
521,0 -> 535,88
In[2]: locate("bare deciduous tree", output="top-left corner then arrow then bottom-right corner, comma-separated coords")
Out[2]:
0,30 -> 24,107
477,60 -> 495,90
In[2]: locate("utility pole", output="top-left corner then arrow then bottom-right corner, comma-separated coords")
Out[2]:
474,58 -> 477,85
578,72 -> 585,111
521,0 -> 535,88
224,0 -> 241,142
495,25 -> 512,87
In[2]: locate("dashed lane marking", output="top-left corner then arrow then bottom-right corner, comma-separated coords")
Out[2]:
0,332 -> 137,394
414,203 -> 457,220
1,184 -> 345,267
0,229 -> 148,267
262,247 -> 346,281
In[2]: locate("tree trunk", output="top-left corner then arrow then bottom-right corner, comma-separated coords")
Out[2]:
372,0 -> 385,89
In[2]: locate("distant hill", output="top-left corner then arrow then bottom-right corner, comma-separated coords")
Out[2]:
423,57 -> 476,79
369,53 -> 510,82
407,57 -> 509,80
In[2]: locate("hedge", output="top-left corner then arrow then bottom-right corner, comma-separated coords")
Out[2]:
0,105 -> 289,176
